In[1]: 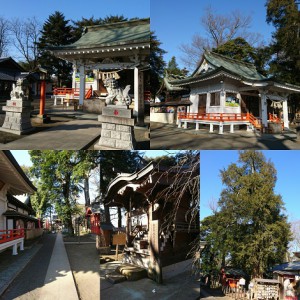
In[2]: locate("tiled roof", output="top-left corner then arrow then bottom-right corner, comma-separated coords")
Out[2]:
50,18 -> 150,50
0,71 -> 16,81
272,261 -> 300,271
199,51 -> 266,81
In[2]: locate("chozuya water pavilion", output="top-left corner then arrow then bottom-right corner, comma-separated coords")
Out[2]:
49,18 -> 150,125
160,51 -> 300,134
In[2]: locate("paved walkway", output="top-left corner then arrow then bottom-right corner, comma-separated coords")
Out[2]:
0,233 -> 100,300
39,233 -> 78,300
150,122 -> 300,150
0,119 -> 101,150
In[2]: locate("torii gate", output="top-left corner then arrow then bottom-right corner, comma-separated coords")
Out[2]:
49,18 -> 150,126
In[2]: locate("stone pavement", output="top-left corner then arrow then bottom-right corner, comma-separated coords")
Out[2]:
0,119 -> 101,150
100,260 -> 200,300
0,232 -> 100,300
150,122 -> 300,150
39,232 -> 78,300
0,109 -> 149,150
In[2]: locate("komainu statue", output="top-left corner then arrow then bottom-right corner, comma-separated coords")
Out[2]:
10,78 -> 28,100
104,78 -> 131,106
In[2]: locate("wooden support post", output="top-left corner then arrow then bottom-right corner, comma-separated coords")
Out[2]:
116,244 -> 119,261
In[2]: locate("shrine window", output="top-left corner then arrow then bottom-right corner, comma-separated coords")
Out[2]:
210,92 -> 220,106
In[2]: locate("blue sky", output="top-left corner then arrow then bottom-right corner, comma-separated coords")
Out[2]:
3,0 -> 274,68
1,0 -> 150,21
1,0 -> 149,59
201,151 -> 300,224
151,0 -> 274,68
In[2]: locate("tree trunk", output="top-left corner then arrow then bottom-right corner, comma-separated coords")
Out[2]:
83,175 -> 90,207
118,207 -> 122,228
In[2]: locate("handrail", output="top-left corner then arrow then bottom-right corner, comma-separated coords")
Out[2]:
53,88 -> 90,96
0,228 -> 25,244
178,112 -> 263,129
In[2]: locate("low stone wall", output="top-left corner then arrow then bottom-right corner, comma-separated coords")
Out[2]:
25,228 -> 43,240
83,99 -> 106,114
150,113 -> 175,124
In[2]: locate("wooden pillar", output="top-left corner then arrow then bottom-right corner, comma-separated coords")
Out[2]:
282,99 -> 289,129
72,63 -> 77,89
259,92 -> 268,128
134,67 -> 145,126
79,64 -> 85,105
39,80 -> 46,116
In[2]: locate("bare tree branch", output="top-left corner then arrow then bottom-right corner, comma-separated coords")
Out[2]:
9,17 -> 41,70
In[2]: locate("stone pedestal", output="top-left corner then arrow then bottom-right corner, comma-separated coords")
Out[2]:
0,99 -> 33,135
95,105 -> 136,150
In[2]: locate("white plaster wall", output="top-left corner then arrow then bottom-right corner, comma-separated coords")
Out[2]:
189,82 -> 243,114
189,94 -> 199,113
150,113 -> 175,124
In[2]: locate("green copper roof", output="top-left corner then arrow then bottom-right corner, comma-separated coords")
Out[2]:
202,51 -> 266,81
51,18 -> 150,50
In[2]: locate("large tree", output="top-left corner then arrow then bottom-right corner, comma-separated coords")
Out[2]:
266,0 -> 300,84
201,151 -> 291,278
150,32 -> 167,98
37,11 -> 74,87
29,150 -> 86,235
180,7 -> 263,70
0,16 -> 10,57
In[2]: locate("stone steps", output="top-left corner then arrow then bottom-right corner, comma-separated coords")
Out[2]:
105,271 -> 127,284
116,263 -> 148,281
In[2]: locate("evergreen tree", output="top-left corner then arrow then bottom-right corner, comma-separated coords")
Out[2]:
213,37 -> 255,63
150,31 -> 167,98
201,151 -> 291,278
165,56 -> 189,77
37,11 -> 74,87
266,0 -> 300,84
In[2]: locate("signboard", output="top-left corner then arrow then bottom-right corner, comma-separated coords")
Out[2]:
112,232 -> 126,245
150,220 -> 159,254
225,94 -> 239,107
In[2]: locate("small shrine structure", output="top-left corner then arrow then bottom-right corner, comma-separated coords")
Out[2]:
159,51 -> 300,134
49,18 -> 150,125
104,162 -> 200,283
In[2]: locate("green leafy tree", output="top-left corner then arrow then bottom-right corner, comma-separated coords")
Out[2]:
29,150 -> 86,235
150,32 -> 167,98
165,56 -> 189,76
213,37 -> 255,63
266,0 -> 300,84
37,11 -> 74,87
201,151 -> 291,278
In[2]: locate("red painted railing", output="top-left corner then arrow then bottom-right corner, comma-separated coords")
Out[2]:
178,112 -> 262,129
53,88 -> 92,98
0,228 -> 25,244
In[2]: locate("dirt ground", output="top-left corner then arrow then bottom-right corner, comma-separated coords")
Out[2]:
63,233 -> 100,300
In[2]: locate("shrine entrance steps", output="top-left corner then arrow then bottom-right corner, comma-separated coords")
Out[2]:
105,263 -> 147,284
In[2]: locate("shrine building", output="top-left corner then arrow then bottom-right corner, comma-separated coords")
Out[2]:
155,51 -> 300,134
49,18 -> 150,125
104,161 -> 200,283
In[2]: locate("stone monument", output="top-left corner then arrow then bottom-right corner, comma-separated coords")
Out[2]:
0,78 -> 33,135
95,78 -> 136,150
